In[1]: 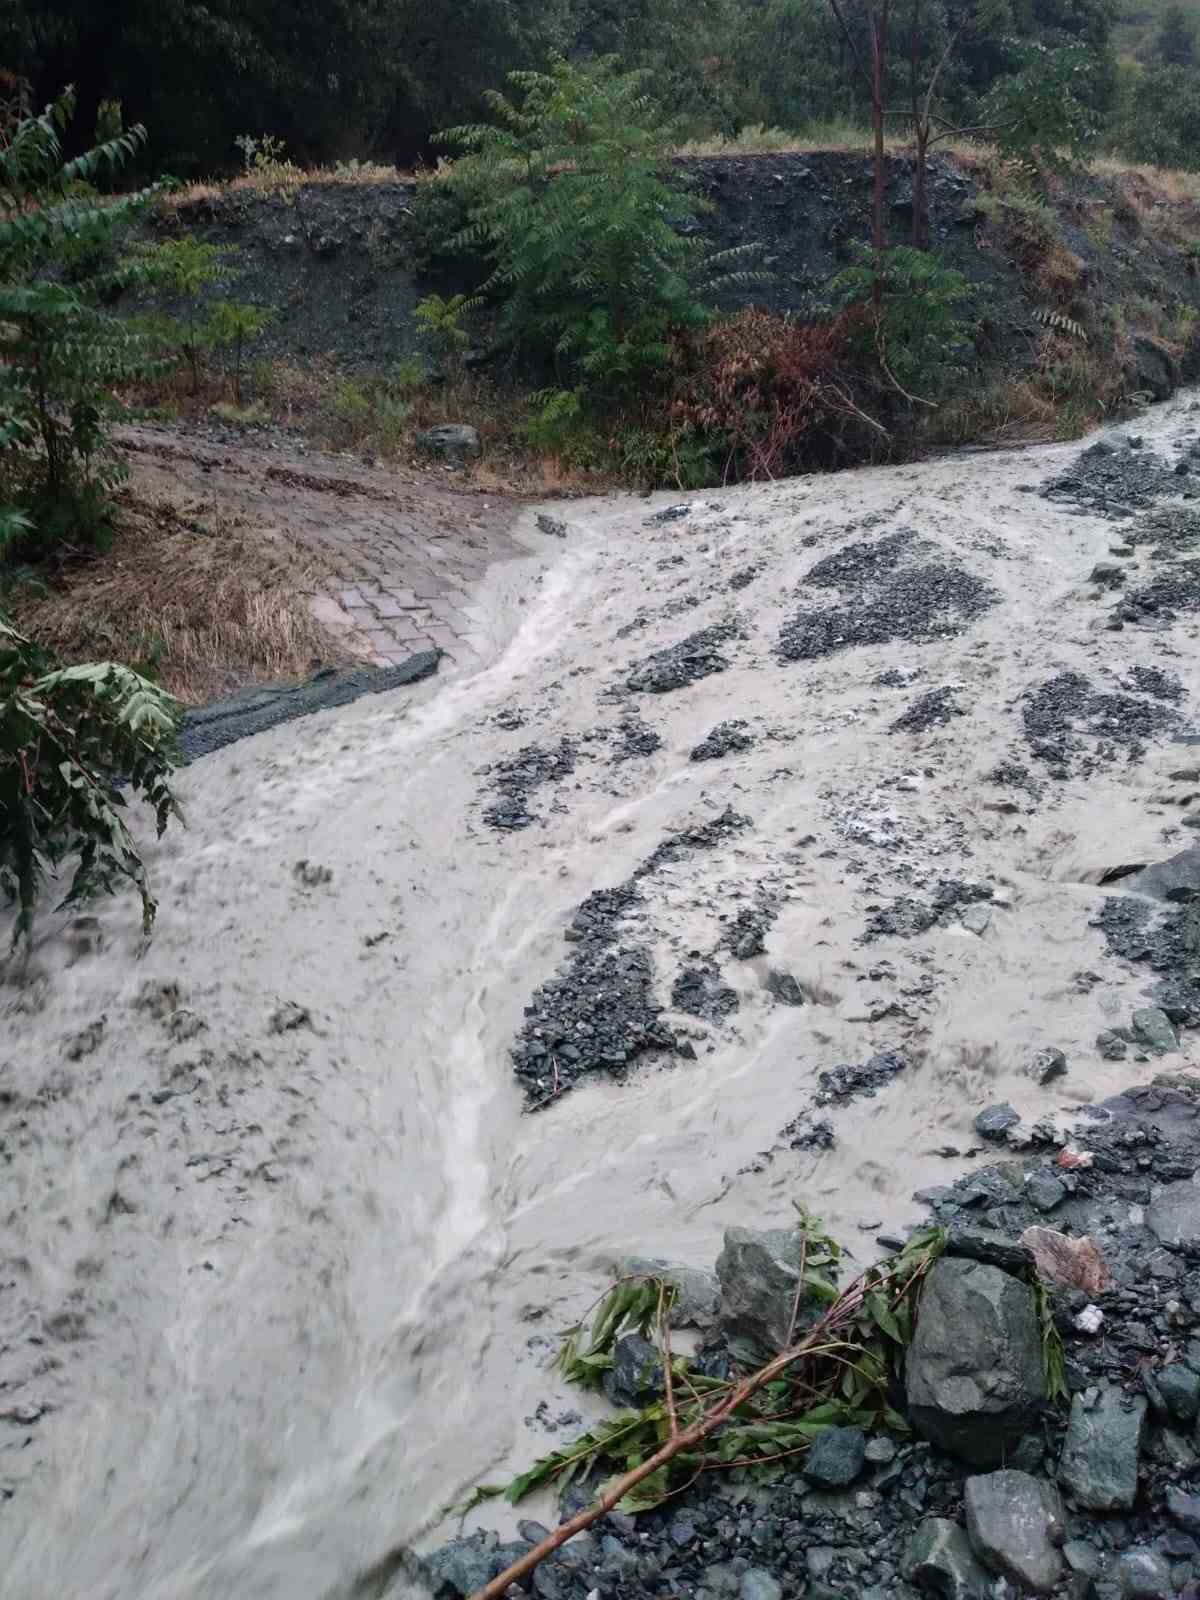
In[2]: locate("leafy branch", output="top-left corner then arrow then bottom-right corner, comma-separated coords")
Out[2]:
464,1218 -> 946,1600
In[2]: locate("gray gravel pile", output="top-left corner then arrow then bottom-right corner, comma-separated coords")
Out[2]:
509,808 -> 753,1107
863,879 -> 993,940
778,534 -> 997,664
889,686 -> 966,734
1040,438 -> 1183,515
177,652 -> 440,761
627,620 -> 742,693
1022,672 -> 1179,775
691,721 -> 755,761
482,738 -> 580,830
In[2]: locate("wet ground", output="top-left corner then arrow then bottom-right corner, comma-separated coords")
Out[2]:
3,398 -> 1200,1599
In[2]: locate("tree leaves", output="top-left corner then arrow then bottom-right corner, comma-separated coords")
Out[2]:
483,1219 -> 948,1516
0,622 -> 181,944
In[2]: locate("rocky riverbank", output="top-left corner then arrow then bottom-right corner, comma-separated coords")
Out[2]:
425,1081 -> 1200,1600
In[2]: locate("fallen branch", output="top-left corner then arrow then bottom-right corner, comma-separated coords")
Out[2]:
468,1284 -> 870,1600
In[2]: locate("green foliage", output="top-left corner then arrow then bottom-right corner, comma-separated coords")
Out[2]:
439,59 -> 737,395
984,44 -> 1110,170
831,246 -> 974,398
136,235 -> 230,391
1031,1278 -> 1068,1402
476,1216 -> 947,1516
414,291 -> 472,364
0,620 -> 181,946
1155,3 -> 1196,67
0,87 -> 168,555
1112,63 -> 1200,170
205,300 -> 275,402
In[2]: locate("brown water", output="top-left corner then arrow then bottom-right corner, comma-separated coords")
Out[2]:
3,407 -> 1196,1598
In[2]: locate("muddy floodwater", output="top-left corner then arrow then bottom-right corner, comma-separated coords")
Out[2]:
4,400 -> 1199,1597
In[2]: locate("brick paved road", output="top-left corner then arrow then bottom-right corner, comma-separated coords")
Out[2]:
123,425 -> 529,672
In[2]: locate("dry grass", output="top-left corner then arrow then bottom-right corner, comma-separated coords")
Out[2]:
158,160 -> 410,215
7,492 -> 353,704
247,356 -> 610,495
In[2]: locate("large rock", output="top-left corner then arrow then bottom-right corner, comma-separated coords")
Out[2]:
1147,1180 -> 1200,1255
716,1227 -> 807,1358
422,1533 -> 536,1598
903,1518 -> 992,1600
1112,1547 -> 1173,1597
415,422 -> 481,461
601,1331 -> 663,1408
1132,1007 -> 1180,1055
1057,1385 -> 1147,1510
1122,846 -> 1200,904
905,1258 -> 1046,1466
621,1256 -> 720,1330
964,1470 -> 1064,1593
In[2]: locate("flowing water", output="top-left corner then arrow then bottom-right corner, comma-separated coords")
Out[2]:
3,404 -> 1198,1597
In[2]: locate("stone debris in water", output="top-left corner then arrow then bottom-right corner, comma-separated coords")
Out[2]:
889,685 -> 965,734
627,619 -> 741,694
690,720 -> 754,761
1092,893 -> 1200,1024
721,903 -> 777,959
483,737 -> 578,830
1040,437 -> 1182,514
611,716 -> 662,762
863,879 -> 993,941
778,532 -> 997,662
670,961 -> 739,1021
1022,671 -> 1179,774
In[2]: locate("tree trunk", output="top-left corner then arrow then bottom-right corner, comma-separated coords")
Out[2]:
870,2 -> 890,306
913,121 -> 930,249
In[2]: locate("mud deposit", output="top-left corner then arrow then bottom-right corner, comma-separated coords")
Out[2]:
4,399 -> 1200,1599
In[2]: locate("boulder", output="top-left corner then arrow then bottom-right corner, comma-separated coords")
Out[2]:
416,423 -> 481,461
422,1534 -> 536,1598
905,1258 -> 1047,1466
803,1426 -> 867,1488
740,1573 -> 784,1600
620,1257 -> 720,1330
716,1227 -> 808,1358
1131,1007 -> 1180,1055
1058,1385 -> 1147,1510
1167,1485 -> 1200,1535
1147,1180 -> 1200,1255
974,1103 -> 1019,1139
903,1518 -> 992,1600
1028,1047 -> 1068,1085
1111,1547 -> 1173,1597
1155,1362 -> 1200,1421
964,1470 -> 1065,1593
944,1224 -> 1034,1273
1122,847 -> 1200,905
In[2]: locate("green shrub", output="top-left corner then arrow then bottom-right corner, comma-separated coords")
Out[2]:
830,246 -> 973,399
438,58 -> 757,397
0,620 -> 181,945
0,89 -> 168,554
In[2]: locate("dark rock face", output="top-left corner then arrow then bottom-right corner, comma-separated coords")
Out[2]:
1058,1385 -> 1147,1511
904,1258 -> 1046,1467
974,1103 -> 1019,1139
671,962 -> 739,1021
715,1227 -> 806,1360
963,1470 -> 1064,1593
890,686 -> 966,734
